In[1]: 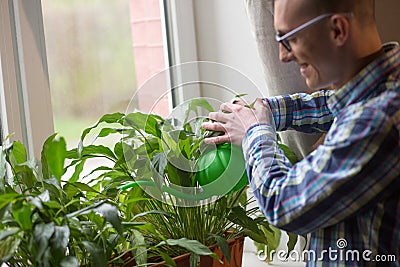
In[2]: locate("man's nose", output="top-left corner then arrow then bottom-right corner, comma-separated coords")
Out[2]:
279,43 -> 295,62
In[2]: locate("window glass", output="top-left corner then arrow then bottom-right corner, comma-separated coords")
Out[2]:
42,0 -> 168,147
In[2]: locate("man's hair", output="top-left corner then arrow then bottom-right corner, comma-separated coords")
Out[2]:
272,0 -> 375,24
318,0 -> 376,26
312,0 -> 375,16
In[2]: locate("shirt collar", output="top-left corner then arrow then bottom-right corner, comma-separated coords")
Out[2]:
328,42 -> 400,117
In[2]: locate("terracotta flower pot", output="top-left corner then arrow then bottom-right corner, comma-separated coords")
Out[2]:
109,235 -> 245,267
152,235 -> 245,267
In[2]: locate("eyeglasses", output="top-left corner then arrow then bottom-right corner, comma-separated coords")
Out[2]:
275,13 -> 351,52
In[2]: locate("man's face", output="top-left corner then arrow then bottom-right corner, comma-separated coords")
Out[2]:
274,0 -> 338,90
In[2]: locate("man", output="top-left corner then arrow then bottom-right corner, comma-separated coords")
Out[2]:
202,0 -> 400,265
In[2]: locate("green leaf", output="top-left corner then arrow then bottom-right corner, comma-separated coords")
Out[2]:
269,225 -> 282,252
13,162 -> 38,189
184,98 -> 214,124
80,112 -> 124,143
81,241 -> 107,267
79,166 -> 115,185
68,182 -> 99,194
43,178 -> 63,198
38,190 -> 51,202
60,256 -> 79,267
94,203 -> 123,234
80,145 -> 117,161
122,222 -> 157,234
124,112 -> 163,137
6,142 -> 38,188
42,134 -> 67,181
34,222 -> 55,262
0,193 -> 20,210
151,152 -> 168,181
244,229 -> 270,245
0,148 -> 6,192
68,158 -> 86,183
278,143 -> 299,165
286,231 -> 298,253
227,206 -> 262,235
160,131 -> 179,155
50,225 -> 70,251
132,210 -> 174,221
65,148 -> 79,159
0,235 -> 21,261
157,251 -> 176,267
9,141 -> 27,165
143,137 -> 161,155
208,234 -> 230,263
161,238 -> 219,260
131,229 -> 147,265
244,99 -> 257,109
42,200 -> 62,210
66,200 -> 107,218
50,225 -> 70,262
254,222 -> 282,260
113,141 -> 123,159
190,253 -> 200,267
0,228 -> 19,241
234,93 -> 248,98
12,203 -> 33,230
28,195 -> 43,210
97,127 -> 118,138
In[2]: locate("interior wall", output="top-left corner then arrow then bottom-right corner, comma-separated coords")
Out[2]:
376,0 -> 400,43
192,0 -> 266,103
191,0 -> 400,104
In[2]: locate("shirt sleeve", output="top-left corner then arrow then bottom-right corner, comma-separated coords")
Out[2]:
265,90 -> 334,133
243,104 -> 400,235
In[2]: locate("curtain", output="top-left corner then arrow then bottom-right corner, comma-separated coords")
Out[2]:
244,0 -> 322,158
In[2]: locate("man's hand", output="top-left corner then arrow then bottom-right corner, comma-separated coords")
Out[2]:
202,98 -> 274,146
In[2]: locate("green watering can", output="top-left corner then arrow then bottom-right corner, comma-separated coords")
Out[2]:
120,143 -> 248,200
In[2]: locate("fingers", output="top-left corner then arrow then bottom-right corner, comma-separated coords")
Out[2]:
201,120 -> 226,132
201,119 -> 230,144
207,111 -> 230,123
219,103 -> 234,114
201,120 -> 231,145
201,98 -> 264,146
219,102 -> 245,113
203,134 -> 230,145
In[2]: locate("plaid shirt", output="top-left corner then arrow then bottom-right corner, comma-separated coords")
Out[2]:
243,43 -> 400,266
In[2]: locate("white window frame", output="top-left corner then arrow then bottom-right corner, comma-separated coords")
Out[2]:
0,0 -> 200,158
0,0 -> 54,159
161,0 -> 201,106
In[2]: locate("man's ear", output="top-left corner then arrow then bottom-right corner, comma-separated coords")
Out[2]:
329,14 -> 350,47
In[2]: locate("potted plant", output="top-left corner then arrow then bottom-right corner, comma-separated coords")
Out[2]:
63,98 -> 299,266
0,98 -> 301,266
0,135 -> 217,267
0,135 -> 126,266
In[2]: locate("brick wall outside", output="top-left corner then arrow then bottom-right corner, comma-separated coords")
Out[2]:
129,0 -> 169,117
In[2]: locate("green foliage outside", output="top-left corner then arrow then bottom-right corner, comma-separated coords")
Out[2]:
43,0 -> 138,144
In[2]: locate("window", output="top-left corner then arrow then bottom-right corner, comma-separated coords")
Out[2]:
1,0 -> 205,157
0,0 -> 197,158
41,0 -> 169,147
0,0 -> 54,158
